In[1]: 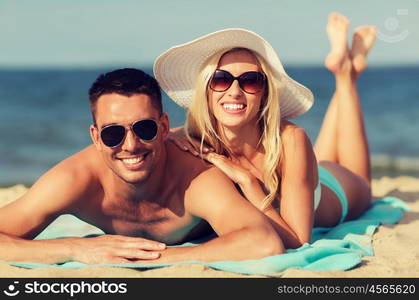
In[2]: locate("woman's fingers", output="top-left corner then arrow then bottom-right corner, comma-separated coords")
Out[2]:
174,139 -> 188,151
188,141 -> 200,156
203,152 -> 218,164
203,153 -> 254,185
204,153 -> 238,178
181,137 -> 213,156
168,135 -> 189,151
167,130 -> 215,155
168,132 -> 201,155
190,139 -> 213,153
205,152 -> 229,165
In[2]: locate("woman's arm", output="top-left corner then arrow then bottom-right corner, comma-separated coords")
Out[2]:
153,167 -> 284,263
204,152 -> 305,249
203,124 -> 318,249
239,177 -> 304,249
275,125 -> 319,246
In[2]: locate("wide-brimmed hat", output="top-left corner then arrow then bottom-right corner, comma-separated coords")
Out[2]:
153,28 -> 314,119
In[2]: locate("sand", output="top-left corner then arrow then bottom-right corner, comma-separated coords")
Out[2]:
1,177 -> 419,278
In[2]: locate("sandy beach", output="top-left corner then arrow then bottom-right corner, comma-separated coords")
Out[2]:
1,176 -> 419,278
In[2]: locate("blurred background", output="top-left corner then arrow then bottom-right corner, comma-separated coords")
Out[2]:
1,0 -> 419,186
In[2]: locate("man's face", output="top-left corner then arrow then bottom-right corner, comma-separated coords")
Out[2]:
90,93 -> 169,185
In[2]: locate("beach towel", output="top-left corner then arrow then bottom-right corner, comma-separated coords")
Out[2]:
4,197 -> 409,276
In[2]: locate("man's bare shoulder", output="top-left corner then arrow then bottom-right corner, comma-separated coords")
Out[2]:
183,166 -> 237,210
190,165 -> 226,183
166,141 -> 212,176
165,141 -> 234,205
50,145 -> 100,182
23,145 -> 104,212
0,145 -> 104,238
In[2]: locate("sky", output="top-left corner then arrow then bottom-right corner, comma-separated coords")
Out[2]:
1,0 -> 418,68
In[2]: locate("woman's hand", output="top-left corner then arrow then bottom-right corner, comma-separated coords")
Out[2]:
204,152 -> 269,210
203,152 -> 253,186
168,128 -> 212,156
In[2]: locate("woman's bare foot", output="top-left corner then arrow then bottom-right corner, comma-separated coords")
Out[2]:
350,26 -> 377,75
324,13 -> 351,74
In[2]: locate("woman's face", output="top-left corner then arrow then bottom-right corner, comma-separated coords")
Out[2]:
208,50 -> 265,130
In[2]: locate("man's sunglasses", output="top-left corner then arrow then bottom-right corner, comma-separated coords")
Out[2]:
99,119 -> 159,148
209,69 -> 266,94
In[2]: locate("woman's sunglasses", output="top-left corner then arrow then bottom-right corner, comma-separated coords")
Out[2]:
209,69 -> 266,94
99,119 -> 159,148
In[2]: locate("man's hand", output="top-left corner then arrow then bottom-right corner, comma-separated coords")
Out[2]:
71,235 -> 166,264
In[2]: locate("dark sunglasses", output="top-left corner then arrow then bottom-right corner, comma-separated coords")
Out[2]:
99,119 -> 159,148
209,69 -> 266,94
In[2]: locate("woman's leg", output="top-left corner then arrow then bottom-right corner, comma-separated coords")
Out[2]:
314,13 -> 347,163
313,13 -> 377,226
351,25 -> 378,76
315,13 -> 376,183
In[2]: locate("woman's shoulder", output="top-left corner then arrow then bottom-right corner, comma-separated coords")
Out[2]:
281,120 -> 309,142
278,120 -> 315,171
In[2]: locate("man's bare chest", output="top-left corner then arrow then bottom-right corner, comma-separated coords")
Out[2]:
85,199 -> 203,244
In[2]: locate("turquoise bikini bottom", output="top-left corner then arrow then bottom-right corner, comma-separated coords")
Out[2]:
317,166 -> 349,224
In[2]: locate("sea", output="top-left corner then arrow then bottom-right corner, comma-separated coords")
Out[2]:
1,66 -> 419,187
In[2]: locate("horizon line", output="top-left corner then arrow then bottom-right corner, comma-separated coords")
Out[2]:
1,63 -> 419,71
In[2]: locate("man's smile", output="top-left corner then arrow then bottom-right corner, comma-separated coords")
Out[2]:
118,152 -> 150,169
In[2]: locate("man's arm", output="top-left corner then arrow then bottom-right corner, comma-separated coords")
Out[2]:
155,167 -> 285,263
0,147 -> 165,264
0,154 -> 89,263
0,233 -> 165,264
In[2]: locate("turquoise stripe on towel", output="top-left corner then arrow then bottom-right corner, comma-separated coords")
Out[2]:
4,197 -> 408,276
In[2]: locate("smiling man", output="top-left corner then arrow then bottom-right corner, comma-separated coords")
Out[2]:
0,68 -> 283,264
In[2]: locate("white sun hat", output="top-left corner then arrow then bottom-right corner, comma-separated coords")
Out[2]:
153,28 -> 314,119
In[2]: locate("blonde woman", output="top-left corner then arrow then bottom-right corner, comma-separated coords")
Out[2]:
154,13 -> 377,249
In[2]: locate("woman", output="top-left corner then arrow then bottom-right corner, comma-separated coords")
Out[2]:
154,13 -> 377,249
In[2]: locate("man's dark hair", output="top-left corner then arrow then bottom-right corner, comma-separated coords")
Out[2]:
88,68 -> 162,123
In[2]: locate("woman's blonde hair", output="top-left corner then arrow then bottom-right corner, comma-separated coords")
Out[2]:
185,48 -> 283,210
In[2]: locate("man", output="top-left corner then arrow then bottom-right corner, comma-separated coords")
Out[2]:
0,68 -> 283,264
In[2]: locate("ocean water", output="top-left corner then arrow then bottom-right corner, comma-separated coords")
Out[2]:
1,66 -> 419,186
